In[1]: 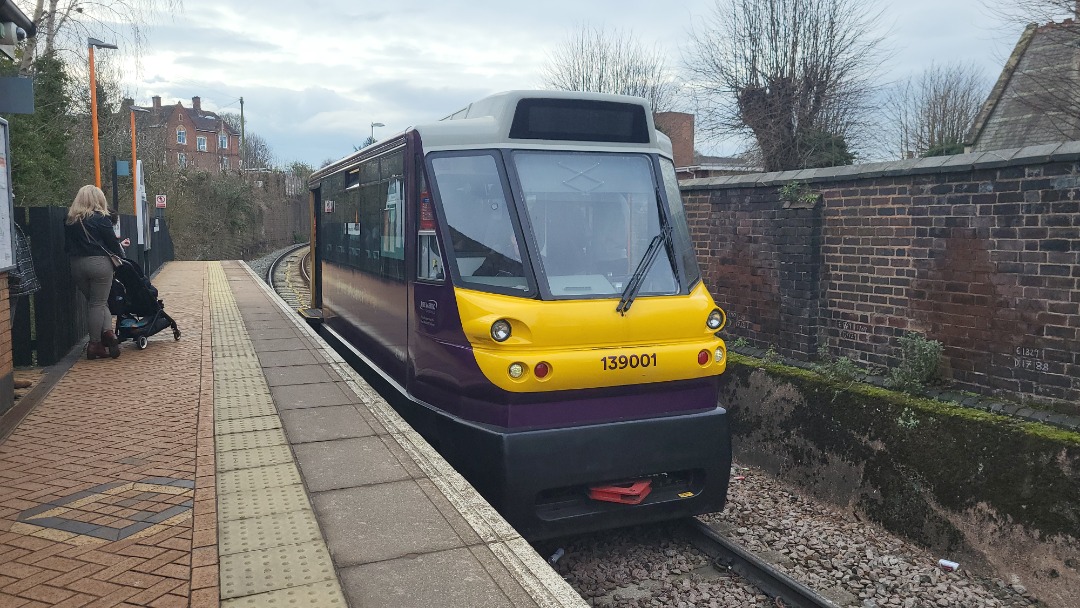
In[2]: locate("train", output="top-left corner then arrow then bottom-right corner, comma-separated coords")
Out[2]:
305,90 -> 731,539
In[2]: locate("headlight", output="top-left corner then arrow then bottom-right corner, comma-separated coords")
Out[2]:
491,319 -> 511,342
715,348 -> 725,363
508,362 -> 525,379
707,308 -> 726,331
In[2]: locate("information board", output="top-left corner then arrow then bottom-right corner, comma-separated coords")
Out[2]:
0,119 -> 15,271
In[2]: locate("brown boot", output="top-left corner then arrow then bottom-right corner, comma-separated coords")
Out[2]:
101,330 -> 121,358
86,341 -> 110,360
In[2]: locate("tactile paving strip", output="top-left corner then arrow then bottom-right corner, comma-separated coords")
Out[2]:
217,393 -> 275,411
218,463 -> 301,495
216,401 -> 278,421
221,581 -> 347,607
209,262 -> 345,606
219,510 -> 324,555
216,428 -> 288,452
216,416 -> 282,435
217,445 -> 294,472
219,538 -> 337,598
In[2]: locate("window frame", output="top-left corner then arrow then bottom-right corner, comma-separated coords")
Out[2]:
176,127 -> 186,145
196,136 -> 207,152
218,133 -> 228,150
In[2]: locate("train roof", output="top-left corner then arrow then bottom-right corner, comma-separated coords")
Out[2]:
311,90 -> 673,185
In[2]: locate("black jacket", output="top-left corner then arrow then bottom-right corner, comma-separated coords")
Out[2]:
65,213 -> 124,258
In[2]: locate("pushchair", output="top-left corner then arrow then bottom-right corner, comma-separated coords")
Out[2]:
107,258 -> 181,350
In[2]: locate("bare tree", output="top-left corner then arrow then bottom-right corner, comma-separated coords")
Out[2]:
14,0 -> 182,73
980,0 -> 1078,23
884,63 -> 988,158
683,0 -> 885,171
541,24 -> 678,112
221,112 -> 276,169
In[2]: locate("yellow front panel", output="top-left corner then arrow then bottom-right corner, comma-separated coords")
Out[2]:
455,283 -> 727,392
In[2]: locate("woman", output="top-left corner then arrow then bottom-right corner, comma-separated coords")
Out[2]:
65,185 -> 123,359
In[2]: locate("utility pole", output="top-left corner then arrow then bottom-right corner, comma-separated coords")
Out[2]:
239,96 -> 245,169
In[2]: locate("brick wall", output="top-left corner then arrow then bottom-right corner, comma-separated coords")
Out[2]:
683,143 -> 1080,407
245,171 -> 310,250
0,272 -> 12,416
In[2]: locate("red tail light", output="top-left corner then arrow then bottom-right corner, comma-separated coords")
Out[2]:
697,350 -> 710,365
535,361 -> 550,379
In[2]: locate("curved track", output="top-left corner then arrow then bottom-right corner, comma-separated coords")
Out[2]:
267,243 -> 311,310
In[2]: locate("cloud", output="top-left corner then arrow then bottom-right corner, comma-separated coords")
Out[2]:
120,0 -> 1016,165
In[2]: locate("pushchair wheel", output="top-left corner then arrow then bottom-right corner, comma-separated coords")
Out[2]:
136,336 -> 148,350
173,329 -> 181,341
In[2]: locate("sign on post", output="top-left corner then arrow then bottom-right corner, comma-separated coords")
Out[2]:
135,160 -> 151,250
155,194 -> 166,209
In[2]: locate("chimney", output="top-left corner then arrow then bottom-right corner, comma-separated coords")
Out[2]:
192,96 -> 201,112
152,95 -> 161,111
653,112 -> 695,169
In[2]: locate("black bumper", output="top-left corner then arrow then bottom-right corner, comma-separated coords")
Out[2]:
441,406 -> 732,540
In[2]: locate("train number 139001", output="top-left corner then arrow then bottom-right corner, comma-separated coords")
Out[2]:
601,353 -> 657,371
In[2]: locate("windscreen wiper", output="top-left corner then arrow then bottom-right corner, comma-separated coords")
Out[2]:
616,225 -> 672,315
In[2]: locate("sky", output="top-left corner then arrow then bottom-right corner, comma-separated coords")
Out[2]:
92,0 -> 1038,167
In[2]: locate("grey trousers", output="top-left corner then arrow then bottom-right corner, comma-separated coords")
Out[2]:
70,255 -> 114,341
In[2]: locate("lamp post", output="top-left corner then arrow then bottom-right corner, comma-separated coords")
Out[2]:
88,37 -> 118,189
370,121 -> 384,143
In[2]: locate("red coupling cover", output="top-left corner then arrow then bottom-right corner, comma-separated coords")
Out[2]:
588,480 -> 652,505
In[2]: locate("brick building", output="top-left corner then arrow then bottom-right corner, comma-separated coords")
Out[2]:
138,96 -> 241,173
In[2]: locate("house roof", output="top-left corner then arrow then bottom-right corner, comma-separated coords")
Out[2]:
137,102 -> 241,136
966,21 -> 1080,152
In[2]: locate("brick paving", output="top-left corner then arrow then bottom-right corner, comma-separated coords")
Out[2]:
0,262 -> 215,608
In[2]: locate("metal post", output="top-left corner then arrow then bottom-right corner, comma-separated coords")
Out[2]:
110,155 -> 118,212
89,45 -> 100,188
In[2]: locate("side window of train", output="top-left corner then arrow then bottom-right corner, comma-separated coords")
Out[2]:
379,150 -> 406,281
416,171 -> 445,282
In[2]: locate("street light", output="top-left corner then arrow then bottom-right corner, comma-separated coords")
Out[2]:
88,37 -> 118,189
370,121 -> 384,142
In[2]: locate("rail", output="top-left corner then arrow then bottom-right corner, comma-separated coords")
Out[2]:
267,243 -> 311,310
680,518 -> 840,608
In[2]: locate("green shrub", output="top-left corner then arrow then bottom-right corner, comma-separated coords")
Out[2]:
762,345 -> 781,365
885,332 -> 943,392
812,345 -> 863,383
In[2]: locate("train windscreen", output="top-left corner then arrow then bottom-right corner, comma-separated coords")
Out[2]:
430,154 -> 532,294
512,151 -> 679,298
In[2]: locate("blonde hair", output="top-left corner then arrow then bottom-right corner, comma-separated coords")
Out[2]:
66,185 -> 109,225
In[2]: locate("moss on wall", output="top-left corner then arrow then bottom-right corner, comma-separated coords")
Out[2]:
720,357 -> 1080,606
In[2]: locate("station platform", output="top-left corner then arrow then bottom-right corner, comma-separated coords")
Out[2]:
0,261 -> 585,608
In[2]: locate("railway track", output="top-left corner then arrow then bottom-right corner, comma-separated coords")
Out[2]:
537,519 -> 840,608
267,243 -> 311,309
680,518 -> 839,608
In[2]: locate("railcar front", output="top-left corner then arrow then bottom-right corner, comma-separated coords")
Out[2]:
308,92 -> 731,539
404,92 -> 733,539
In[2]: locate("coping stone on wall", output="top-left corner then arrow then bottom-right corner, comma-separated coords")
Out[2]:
1047,139 -> 1080,161
681,140 -> 1080,191
759,170 -> 803,186
1010,142 -> 1064,165
936,152 -> 988,172
971,147 -> 1023,170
